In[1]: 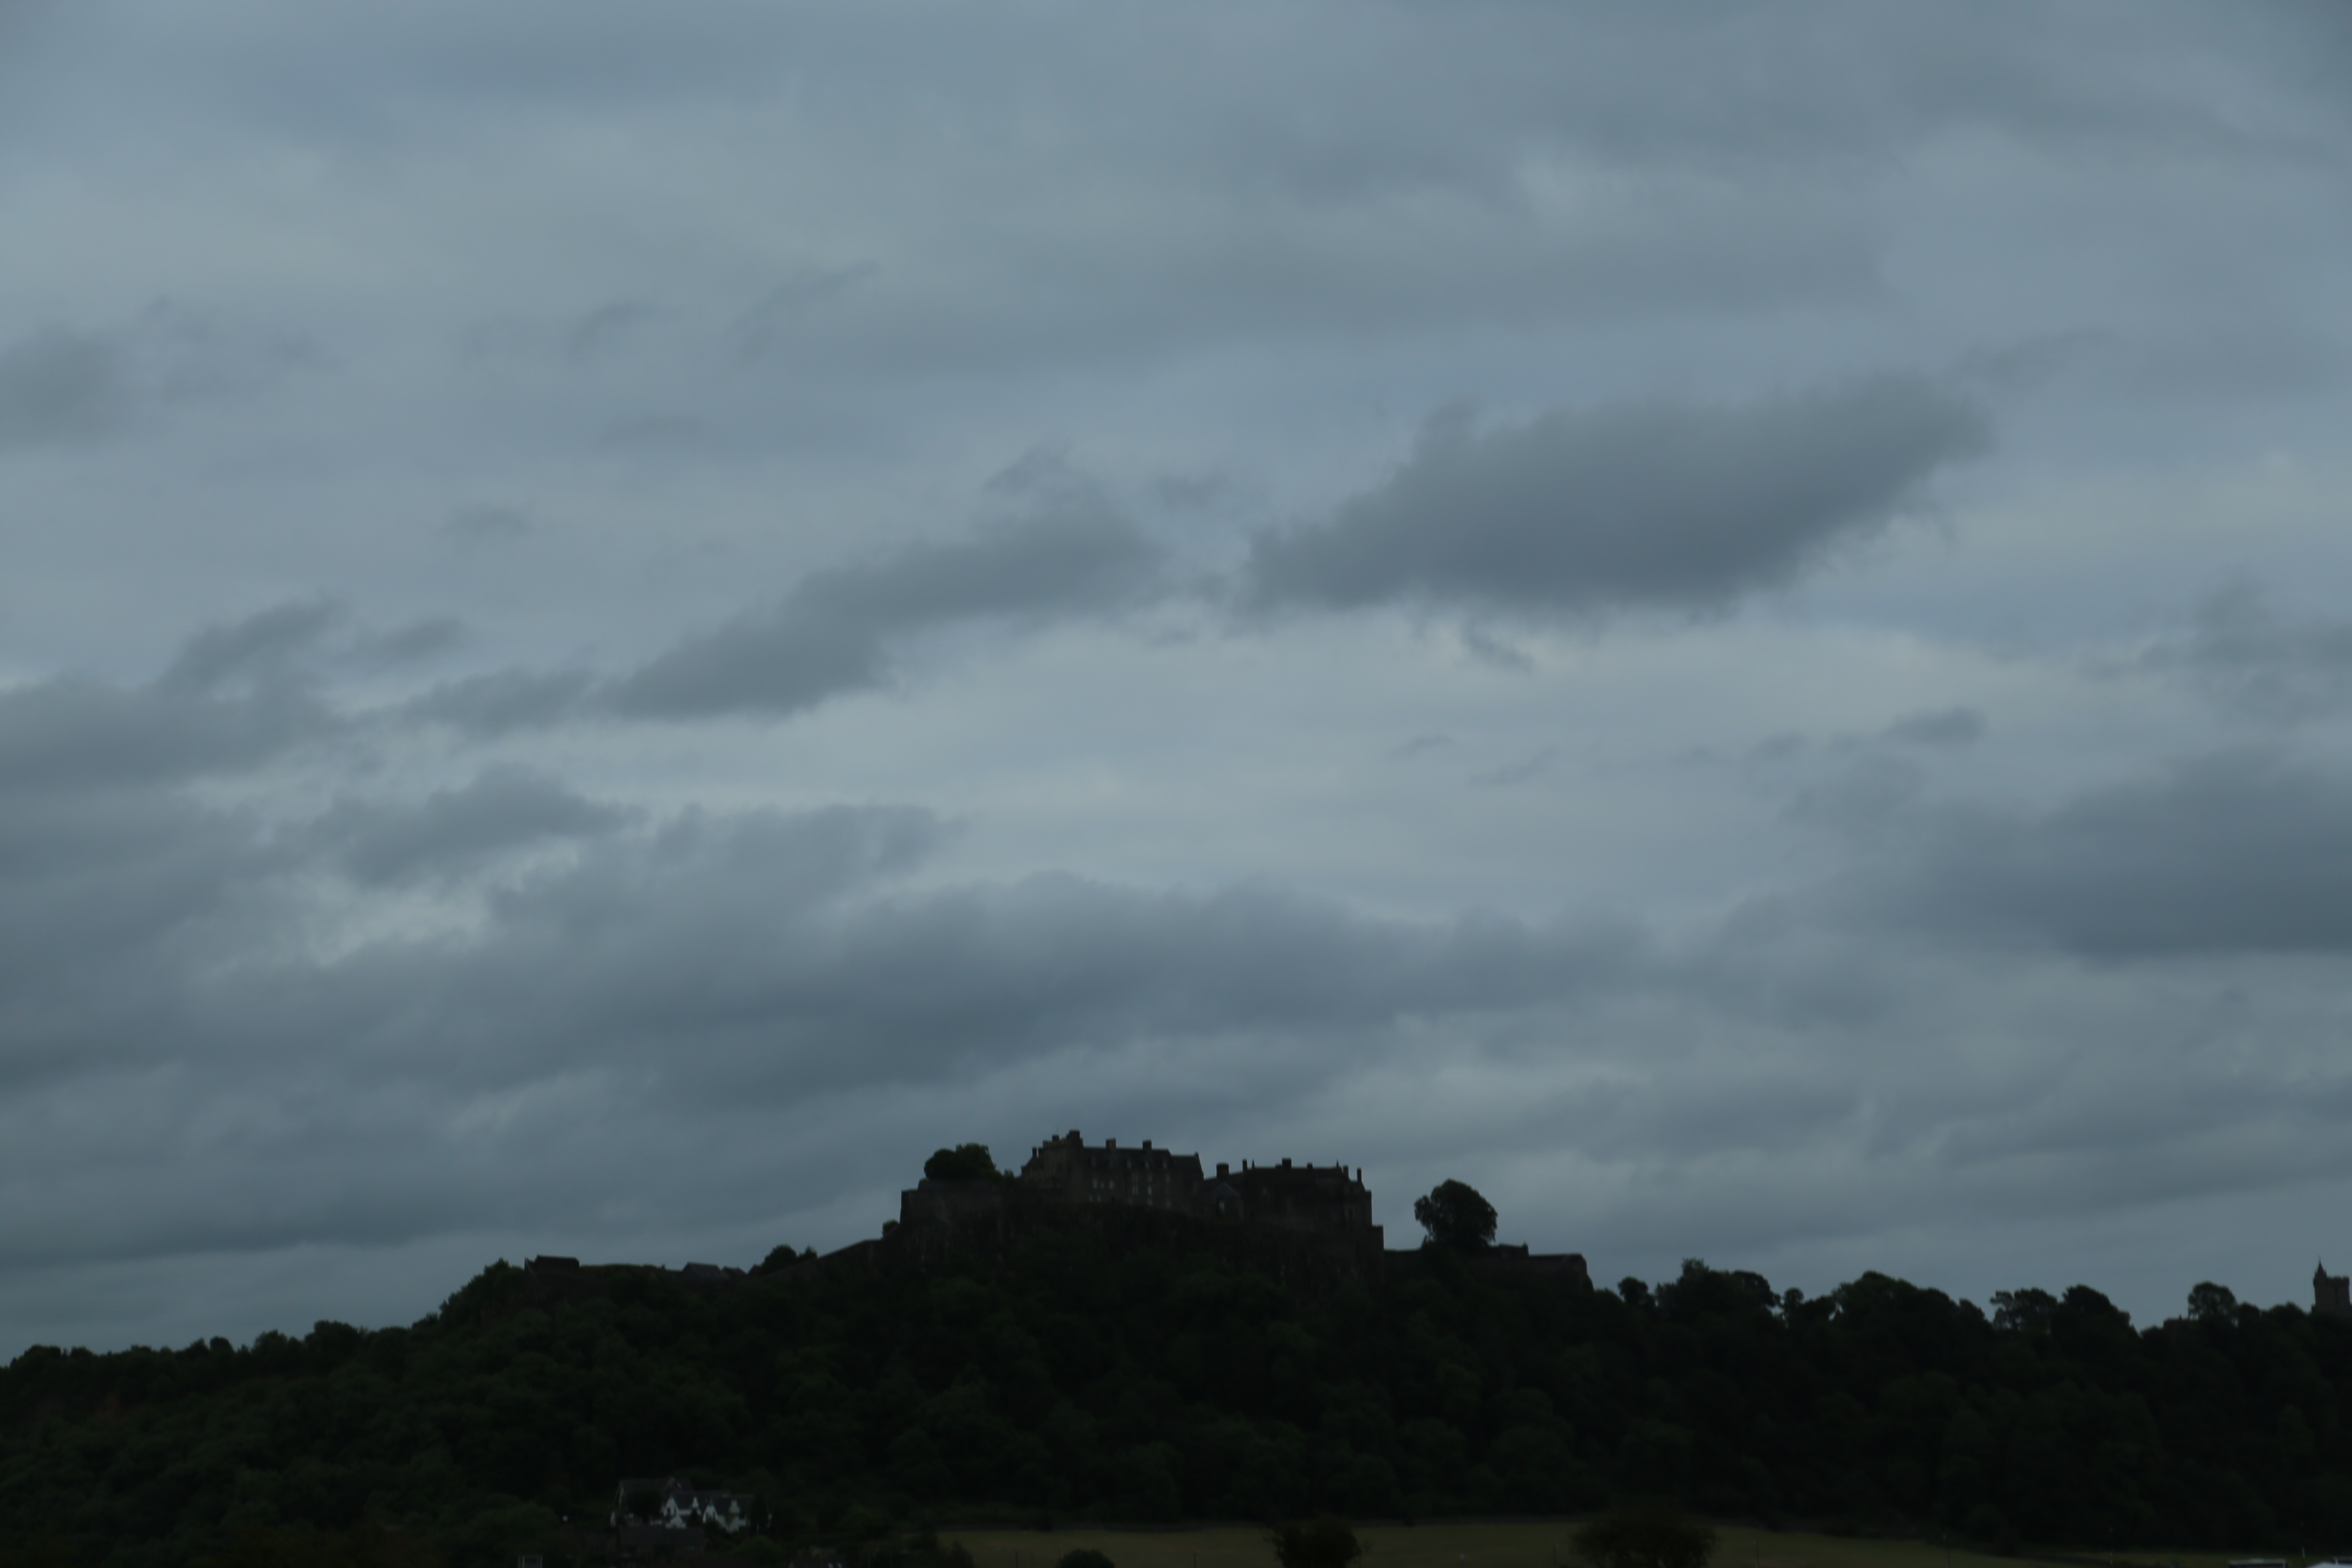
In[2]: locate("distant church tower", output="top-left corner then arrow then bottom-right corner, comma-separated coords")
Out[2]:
2315,1261 -> 2352,1318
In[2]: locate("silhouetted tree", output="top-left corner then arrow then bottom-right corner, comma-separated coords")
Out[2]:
1267,1517 -> 1362,1568
1571,1503 -> 1713,1568
1991,1286 -> 2057,1333
924,1145 -> 1001,1182
1412,1179 -> 1495,1252
2187,1281 -> 2239,1322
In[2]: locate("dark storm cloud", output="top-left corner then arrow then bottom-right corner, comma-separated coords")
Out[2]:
608,495 -> 1165,719
1240,375 -> 1992,618
2142,579 -> 2352,723
317,768 -> 628,885
1822,749 -> 2352,960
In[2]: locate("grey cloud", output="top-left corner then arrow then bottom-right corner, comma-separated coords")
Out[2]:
257,819 -> 1646,1119
732,262 -> 879,363
564,298 -> 660,362
0,784 -> 1652,1269
402,483 -> 1165,734
595,413 -> 708,449
1459,623 -> 1534,671
1825,749 -> 2352,959
356,615 -> 467,666
608,496 -> 1165,719
320,768 -> 628,885
604,609 -> 889,721
0,604 -> 349,796
461,302 -> 664,368
405,669 -> 595,737
0,326 -> 131,446
0,677 -> 326,795
1470,748 -> 1555,788
1954,331 -> 2115,395
2143,578 -> 2352,723
9,0 -> 2352,1348
1240,375 -> 1992,618
442,504 -> 533,542
159,600 -> 339,693
1884,707 -> 1986,747
205,3 -> 2324,169
0,307 -> 315,451
0,818 -> 276,1100
1783,753 -> 1927,830
1151,472 -> 1236,511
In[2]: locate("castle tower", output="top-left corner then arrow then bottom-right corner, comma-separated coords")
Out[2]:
2314,1260 -> 2351,1317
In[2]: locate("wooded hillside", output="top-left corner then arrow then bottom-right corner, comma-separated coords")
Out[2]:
3,1222 -> 2346,1567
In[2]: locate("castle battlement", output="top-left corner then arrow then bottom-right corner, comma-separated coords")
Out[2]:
891,1131 -> 1385,1280
1015,1130 -> 1379,1240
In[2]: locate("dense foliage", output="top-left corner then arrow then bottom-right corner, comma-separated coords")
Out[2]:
1571,1502 -> 1714,1568
923,1147 -> 1008,1185
1409,1182 -> 1497,1255
4,1233 -> 2351,1568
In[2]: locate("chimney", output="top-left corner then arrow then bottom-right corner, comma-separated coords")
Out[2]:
1106,1137 -> 1116,1148
1142,1139 -> 1152,1150
1069,1130 -> 1081,1143
1217,1162 -> 1229,1178
1280,1158 -> 1291,1169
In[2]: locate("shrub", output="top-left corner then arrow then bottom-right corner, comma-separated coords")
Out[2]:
1268,1517 -> 1363,1568
1571,1503 -> 1713,1568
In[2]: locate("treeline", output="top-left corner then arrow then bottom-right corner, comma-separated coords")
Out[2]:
3,1227 -> 2350,1567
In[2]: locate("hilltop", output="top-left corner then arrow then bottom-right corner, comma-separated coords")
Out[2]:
3,1140 -> 2349,1568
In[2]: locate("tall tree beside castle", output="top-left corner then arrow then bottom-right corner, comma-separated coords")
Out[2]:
1413,1179 -> 1498,1253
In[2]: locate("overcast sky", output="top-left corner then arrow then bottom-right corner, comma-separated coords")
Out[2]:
6,1 -> 2352,1354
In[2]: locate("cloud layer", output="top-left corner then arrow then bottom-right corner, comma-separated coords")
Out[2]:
3,1 -> 2352,1353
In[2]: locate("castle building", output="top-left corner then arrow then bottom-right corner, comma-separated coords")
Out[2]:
881,1130 -> 1582,1292
1015,1130 -> 1380,1244
2316,1261 -> 2351,1317
1020,1131 -> 1207,1212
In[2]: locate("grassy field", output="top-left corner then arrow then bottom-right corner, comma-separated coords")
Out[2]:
947,1520 -> 2270,1568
